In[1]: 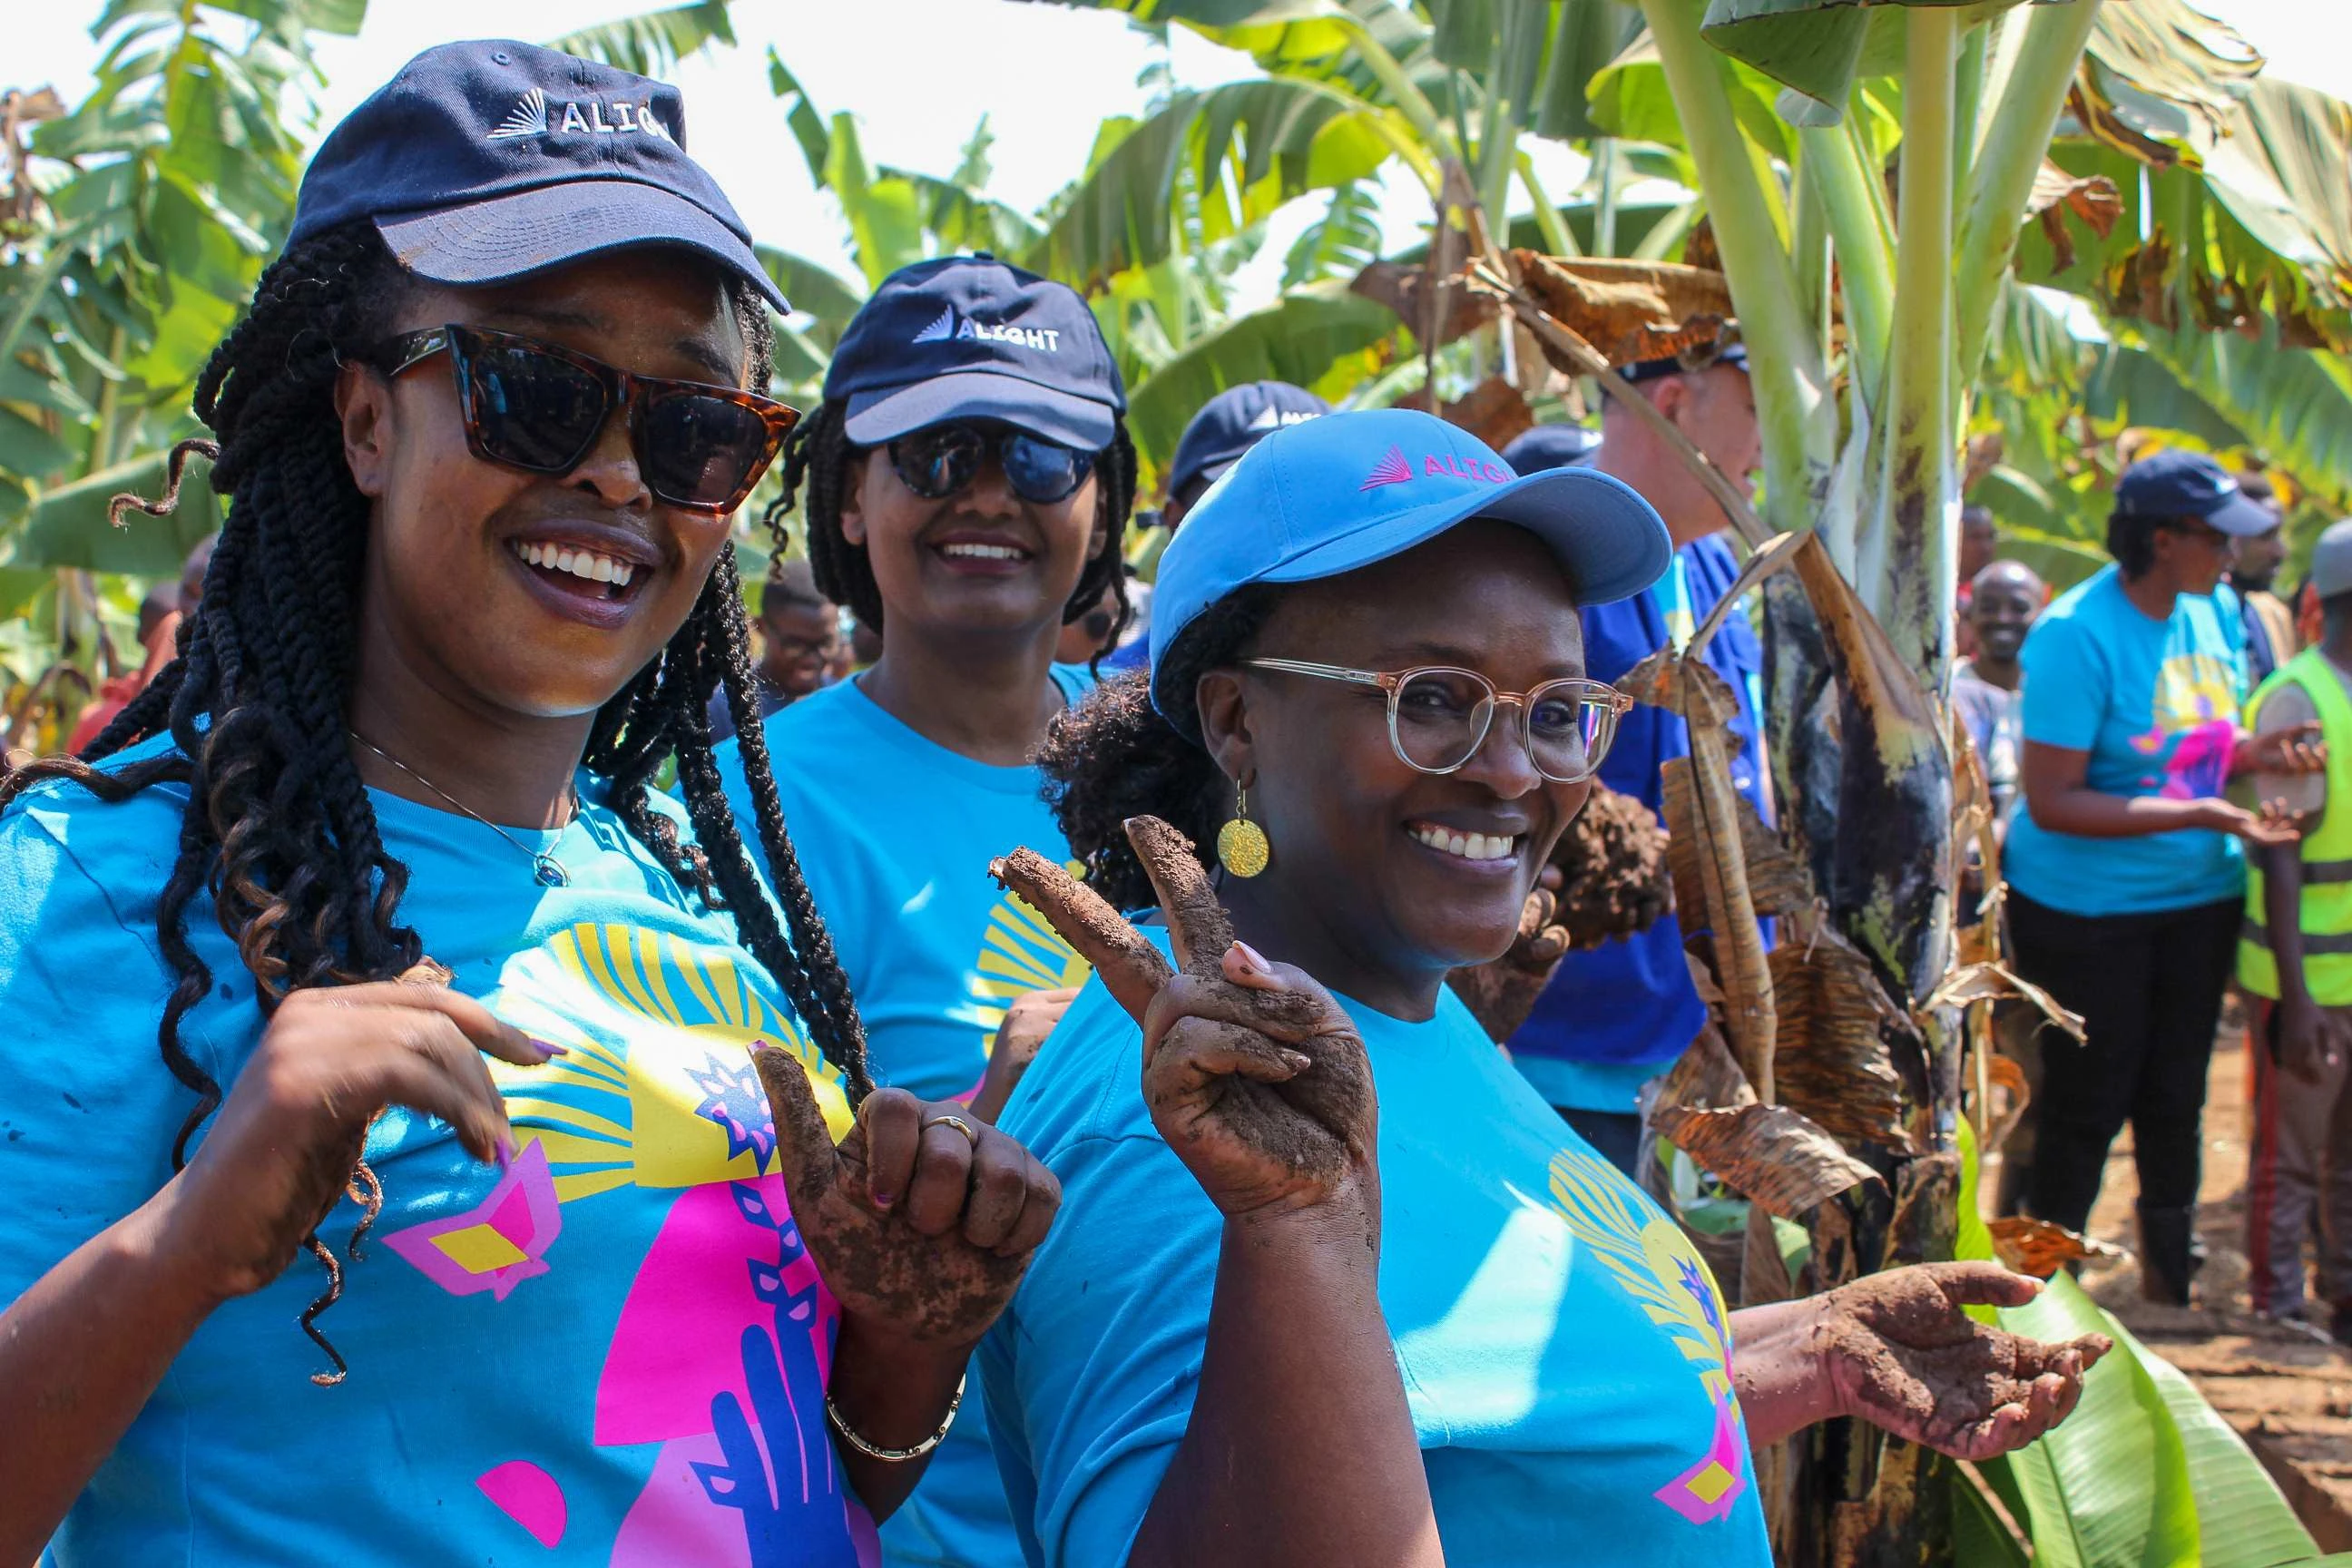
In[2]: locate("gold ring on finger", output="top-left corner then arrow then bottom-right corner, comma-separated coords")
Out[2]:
923,1112 -> 980,1149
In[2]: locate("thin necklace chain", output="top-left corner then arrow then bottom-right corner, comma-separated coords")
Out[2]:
348,730 -> 578,888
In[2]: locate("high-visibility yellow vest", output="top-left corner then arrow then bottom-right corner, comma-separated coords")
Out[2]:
2239,647 -> 2352,1004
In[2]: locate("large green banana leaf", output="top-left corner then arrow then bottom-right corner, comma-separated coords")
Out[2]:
544,0 -> 735,75
3,449 -> 221,576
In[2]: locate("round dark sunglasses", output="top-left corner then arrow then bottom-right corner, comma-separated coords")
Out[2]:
885,421 -> 1097,505
375,324 -> 799,514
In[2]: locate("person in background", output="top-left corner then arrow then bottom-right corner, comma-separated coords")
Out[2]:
1954,505 -> 2000,660
1500,348 -> 1769,1178
1952,559 -> 2044,826
2237,517 -> 2352,1339
716,253 -> 1134,1568
2233,470 -> 2296,683
1102,380 -> 1326,675
705,554 -> 841,742
66,531 -> 219,756
1500,421 -> 1602,474
1055,576 -> 1123,665
2009,450 -> 2321,1303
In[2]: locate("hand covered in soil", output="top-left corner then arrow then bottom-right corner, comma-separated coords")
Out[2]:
1814,1261 -> 2111,1459
990,816 -> 1377,1220
969,985 -> 1082,1123
1446,866 -> 1573,1043
753,1051 -> 1060,1348
170,960 -> 552,1302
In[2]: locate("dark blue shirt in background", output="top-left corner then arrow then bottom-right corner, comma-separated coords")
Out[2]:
1507,531 -> 1771,1113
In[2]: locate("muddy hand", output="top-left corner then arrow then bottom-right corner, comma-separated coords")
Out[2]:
1446,867 -> 1572,1044
752,1047 -> 1059,1348
992,817 -> 1376,1219
1818,1261 -> 2112,1460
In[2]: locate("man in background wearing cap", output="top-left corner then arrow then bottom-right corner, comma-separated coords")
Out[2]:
2231,470 -> 2297,683
1499,350 -> 1767,1177
2238,517 -> 2352,1339
1103,380 -> 1328,674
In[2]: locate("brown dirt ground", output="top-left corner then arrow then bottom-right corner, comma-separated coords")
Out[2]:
2045,1000 -> 2352,1547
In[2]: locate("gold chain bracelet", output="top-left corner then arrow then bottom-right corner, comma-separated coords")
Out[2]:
825,1374 -> 965,1463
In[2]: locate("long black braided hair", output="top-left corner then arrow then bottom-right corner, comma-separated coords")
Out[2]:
769,397 -> 1138,645
0,219 -> 872,1382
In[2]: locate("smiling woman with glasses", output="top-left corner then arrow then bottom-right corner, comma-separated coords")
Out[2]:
977,407 -> 2107,1568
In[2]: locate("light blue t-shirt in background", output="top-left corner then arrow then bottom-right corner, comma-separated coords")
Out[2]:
2,740 -> 873,1567
713,668 -> 1093,1568
982,930 -> 1772,1568
2006,564 -> 2250,916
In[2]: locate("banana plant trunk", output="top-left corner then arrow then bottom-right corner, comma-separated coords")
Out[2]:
1634,1 -> 2108,1562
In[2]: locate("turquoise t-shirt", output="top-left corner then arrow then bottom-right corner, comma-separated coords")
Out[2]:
2007,564 -> 2250,916
715,669 -> 1093,1568
981,931 -> 1772,1568
1,740 -> 875,1566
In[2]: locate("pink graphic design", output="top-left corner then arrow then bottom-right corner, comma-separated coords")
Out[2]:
1653,1395 -> 1749,1524
1359,445 -> 1412,489
2131,716 -> 2235,799
383,1139 -> 562,1299
476,1460 -> 568,1548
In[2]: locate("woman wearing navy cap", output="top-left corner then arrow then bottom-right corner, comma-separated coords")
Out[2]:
979,407 -> 2107,1568
714,256 -> 1134,1568
0,44 -> 1057,1566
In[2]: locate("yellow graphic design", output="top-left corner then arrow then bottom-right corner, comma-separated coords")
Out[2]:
485,922 -> 855,1203
1545,1144 -> 1748,1524
2144,652 -> 2240,739
968,870 -> 1093,1057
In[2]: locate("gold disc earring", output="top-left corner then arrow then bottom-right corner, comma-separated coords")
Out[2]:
1217,780 -> 1271,878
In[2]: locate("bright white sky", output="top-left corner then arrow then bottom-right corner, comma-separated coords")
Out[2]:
13,0 -> 2350,316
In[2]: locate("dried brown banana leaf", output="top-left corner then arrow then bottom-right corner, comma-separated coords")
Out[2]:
1511,250 -> 1737,368
1651,1102 -> 1883,1220
1661,750 -> 1778,1102
1926,963 -> 2085,1046
1769,928 -> 1918,1154
1987,1215 -> 2128,1278
1654,1022 -> 1758,1117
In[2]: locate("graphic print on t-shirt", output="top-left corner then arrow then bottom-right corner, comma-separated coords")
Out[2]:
1544,1144 -> 1749,1524
2130,651 -> 2241,799
967,876 -> 1091,1063
378,922 -> 876,1567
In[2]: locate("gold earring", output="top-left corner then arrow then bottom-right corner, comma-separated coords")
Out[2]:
1217,781 -> 1271,878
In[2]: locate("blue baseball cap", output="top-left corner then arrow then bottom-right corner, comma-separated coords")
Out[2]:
1168,381 -> 1330,499
289,41 -> 784,312
2115,449 -> 2278,536
1620,342 -> 1749,383
825,256 -> 1124,450
1148,407 -> 1672,721
1501,422 -> 1602,475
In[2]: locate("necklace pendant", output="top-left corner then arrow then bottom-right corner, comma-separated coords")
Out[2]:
534,854 -> 570,888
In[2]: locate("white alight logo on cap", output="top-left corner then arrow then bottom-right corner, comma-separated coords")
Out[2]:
488,86 -> 675,143
910,305 -> 1060,353
1244,405 -> 1319,431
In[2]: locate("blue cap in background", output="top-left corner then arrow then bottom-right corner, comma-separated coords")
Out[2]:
1619,342 -> 1748,383
1147,407 -> 1671,721
291,40 -> 784,311
2115,449 -> 2278,536
1167,381 -> 1330,499
1501,423 -> 1602,475
824,256 -> 1125,450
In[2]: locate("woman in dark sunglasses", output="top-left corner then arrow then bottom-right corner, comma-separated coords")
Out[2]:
716,254 -> 1133,1568
0,44 -> 1056,1567
979,408 -> 2108,1568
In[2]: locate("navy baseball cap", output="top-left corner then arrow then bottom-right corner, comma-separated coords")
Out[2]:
1501,423 -> 1602,475
1168,381 -> 1330,499
825,256 -> 1124,450
1148,407 -> 1671,723
1620,342 -> 1749,384
289,41 -> 784,312
2115,449 -> 2278,536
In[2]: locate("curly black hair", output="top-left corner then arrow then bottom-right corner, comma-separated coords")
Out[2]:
769,397 -> 1137,648
1034,586 -> 1281,910
0,220 -> 871,1383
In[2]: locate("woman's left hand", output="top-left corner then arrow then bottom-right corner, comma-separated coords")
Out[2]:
2235,721 -> 2326,779
753,1048 -> 1061,1348
1814,1261 -> 2111,1459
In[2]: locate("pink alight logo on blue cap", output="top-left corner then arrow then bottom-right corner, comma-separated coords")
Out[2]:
1357,444 -> 1514,491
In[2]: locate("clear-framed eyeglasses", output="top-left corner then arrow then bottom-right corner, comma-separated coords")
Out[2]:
1244,658 -> 1633,785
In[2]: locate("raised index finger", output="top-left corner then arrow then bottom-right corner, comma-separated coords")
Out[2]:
1122,816 -> 1233,978
323,980 -> 550,1069
990,847 -> 1171,1023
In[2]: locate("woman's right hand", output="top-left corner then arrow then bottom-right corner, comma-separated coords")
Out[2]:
168,970 -> 553,1301
992,817 -> 1377,1220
